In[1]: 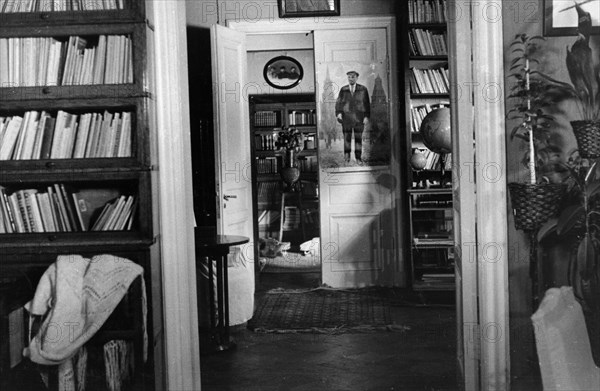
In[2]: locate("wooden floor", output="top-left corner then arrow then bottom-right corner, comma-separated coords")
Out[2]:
200,272 -> 459,391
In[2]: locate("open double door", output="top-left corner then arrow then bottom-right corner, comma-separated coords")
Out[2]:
210,21 -> 400,288
210,13 -> 485,388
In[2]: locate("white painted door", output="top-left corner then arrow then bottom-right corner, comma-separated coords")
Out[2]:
314,27 -> 400,288
211,24 -> 254,252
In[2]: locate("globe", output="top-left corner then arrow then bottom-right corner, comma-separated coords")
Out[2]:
410,150 -> 427,170
420,107 -> 451,154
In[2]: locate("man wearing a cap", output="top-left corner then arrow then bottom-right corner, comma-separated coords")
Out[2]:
335,70 -> 370,163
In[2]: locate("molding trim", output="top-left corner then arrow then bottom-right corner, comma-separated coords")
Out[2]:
150,1 -> 201,390
471,1 -> 510,389
448,1 -> 480,389
228,16 -> 396,34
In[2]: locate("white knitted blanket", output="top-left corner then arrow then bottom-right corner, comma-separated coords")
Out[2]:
23,254 -> 146,366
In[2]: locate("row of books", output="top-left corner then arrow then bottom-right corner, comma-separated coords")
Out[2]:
288,110 -> 316,126
409,29 -> 447,56
408,0 -> 447,24
410,103 -> 448,133
90,194 -> 136,231
0,0 -> 125,12
253,111 -> 279,127
297,156 -> 318,173
413,148 -> 452,171
0,184 -> 135,233
255,133 -> 278,151
0,34 -> 133,87
256,156 -> 279,174
409,67 -> 449,94
257,181 -> 281,203
0,110 -> 132,160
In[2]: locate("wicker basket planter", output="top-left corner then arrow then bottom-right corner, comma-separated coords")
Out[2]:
508,182 -> 567,231
572,120 -> 600,159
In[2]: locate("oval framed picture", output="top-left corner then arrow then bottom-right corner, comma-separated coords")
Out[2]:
263,56 -> 303,90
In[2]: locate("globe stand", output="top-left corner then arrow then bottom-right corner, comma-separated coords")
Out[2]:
439,153 -> 447,187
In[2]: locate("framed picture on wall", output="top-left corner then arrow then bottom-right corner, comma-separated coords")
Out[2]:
543,0 -> 600,36
278,0 -> 340,18
263,56 -> 304,89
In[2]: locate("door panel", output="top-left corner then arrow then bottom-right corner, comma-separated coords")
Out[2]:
211,24 -> 254,260
315,28 -> 398,288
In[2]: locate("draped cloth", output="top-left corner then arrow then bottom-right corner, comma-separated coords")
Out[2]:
23,254 -> 147,389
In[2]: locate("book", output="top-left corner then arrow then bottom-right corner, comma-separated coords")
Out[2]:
39,116 -> 56,160
36,192 -> 56,232
0,186 -> 16,233
101,195 -> 126,230
52,184 -> 72,231
47,185 -> 65,232
73,113 -> 92,158
31,111 -> 49,159
23,189 -> 44,232
71,192 -> 87,231
7,193 -> 25,232
15,190 -> 32,232
0,115 -> 23,160
59,184 -> 80,231
50,110 -> 69,159
19,110 -> 40,159
91,200 -> 115,231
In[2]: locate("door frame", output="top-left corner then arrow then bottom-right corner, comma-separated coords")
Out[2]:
151,4 -> 510,389
229,16 -> 404,287
149,1 -> 201,390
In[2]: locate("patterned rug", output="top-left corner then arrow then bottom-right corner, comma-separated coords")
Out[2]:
248,288 -> 410,334
261,252 -> 321,273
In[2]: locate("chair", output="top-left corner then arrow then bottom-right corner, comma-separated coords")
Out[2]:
531,286 -> 600,390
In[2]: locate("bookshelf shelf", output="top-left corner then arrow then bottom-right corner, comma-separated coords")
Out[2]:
404,0 -> 454,291
250,94 -> 320,250
0,2 -> 155,387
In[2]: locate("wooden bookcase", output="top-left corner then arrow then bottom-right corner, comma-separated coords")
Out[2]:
249,94 -> 319,250
402,0 -> 454,291
0,1 -> 155,388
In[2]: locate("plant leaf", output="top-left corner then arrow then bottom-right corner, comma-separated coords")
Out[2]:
577,234 -> 597,279
587,181 -> 600,198
557,204 -> 585,235
537,218 -> 558,242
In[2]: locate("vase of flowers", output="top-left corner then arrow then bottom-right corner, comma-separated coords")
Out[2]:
276,126 -> 304,191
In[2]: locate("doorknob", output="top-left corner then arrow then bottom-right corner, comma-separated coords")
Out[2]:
223,194 -> 237,201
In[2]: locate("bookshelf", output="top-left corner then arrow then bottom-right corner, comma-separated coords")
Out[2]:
403,0 -> 454,291
0,1 -> 155,388
249,94 -> 319,249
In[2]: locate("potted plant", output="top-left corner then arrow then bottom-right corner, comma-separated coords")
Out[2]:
538,157 -> 600,365
506,33 -> 567,232
276,126 -> 304,191
533,5 -> 600,158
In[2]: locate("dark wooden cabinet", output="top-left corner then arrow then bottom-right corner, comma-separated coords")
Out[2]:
0,1 -> 155,388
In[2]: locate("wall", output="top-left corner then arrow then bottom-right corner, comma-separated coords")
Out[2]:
502,0 -> 600,381
247,49 -> 315,94
186,0 -> 394,27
